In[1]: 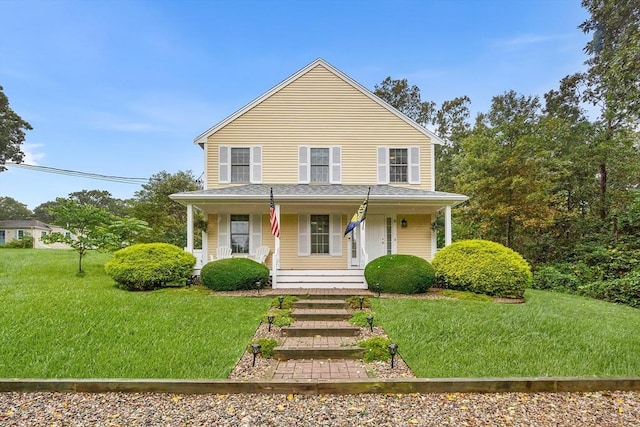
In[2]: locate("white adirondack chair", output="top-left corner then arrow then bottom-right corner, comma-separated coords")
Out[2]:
252,246 -> 270,264
209,246 -> 232,261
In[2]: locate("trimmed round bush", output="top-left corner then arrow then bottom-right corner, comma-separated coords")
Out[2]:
432,239 -> 532,298
105,243 -> 196,291
364,254 -> 435,294
201,258 -> 269,291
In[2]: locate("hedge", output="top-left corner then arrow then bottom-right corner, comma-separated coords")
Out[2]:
364,254 -> 435,294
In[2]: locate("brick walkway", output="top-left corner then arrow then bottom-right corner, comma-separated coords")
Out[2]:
272,359 -> 370,380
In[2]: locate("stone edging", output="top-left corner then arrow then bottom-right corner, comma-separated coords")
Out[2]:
1,377 -> 639,395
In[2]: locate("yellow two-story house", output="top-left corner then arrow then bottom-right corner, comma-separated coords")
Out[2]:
171,59 -> 467,289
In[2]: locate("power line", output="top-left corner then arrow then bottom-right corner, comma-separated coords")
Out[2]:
5,162 -> 150,185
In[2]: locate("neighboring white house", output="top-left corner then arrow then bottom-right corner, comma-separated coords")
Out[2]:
0,220 -> 72,249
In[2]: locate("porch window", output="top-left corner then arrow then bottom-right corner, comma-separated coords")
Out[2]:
231,148 -> 250,183
298,213 -> 342,256
230,214 -> 250,254
310,148 -> 330,183
310,215 -> 330,254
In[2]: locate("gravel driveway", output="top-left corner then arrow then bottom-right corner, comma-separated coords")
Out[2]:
1,390 -> 638,426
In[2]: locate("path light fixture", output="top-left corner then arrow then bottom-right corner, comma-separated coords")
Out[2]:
374,284 -> 381,298
251,344 -> 262,367
359,296 -> 364,310
267,314 -> 275,332
366,315 -> 374,332
388,343 -> 398,368
278,295 -> 284,309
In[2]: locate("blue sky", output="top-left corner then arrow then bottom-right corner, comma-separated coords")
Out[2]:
1,0 -> 589,210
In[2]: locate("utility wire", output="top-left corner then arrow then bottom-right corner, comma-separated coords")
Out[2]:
5,162 -> 150,185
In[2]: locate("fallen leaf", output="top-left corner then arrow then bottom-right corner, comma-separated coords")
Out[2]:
287,394 -> 294,401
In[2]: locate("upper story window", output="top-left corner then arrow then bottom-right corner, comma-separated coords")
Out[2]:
310,214 -> 330,254
299,146 -> 341,184
231,148 -> 250,183
310,148 -> 330,183
377,146 -> 420,184
230,214 -> 250,254
389,148 -> 408,183
219,146 -> 262,184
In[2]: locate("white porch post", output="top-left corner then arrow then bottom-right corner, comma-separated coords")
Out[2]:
360,220 -> 367,266
445,205 -> 452,246
186,204 -> 194,253
272,204 -> 280,289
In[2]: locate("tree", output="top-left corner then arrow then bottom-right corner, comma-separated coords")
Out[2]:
373,77 -> 436,127
0,86 -> 32,172
42,198 -> 150,273
33,201 -> 58,224
434,96 -> 472,192
0,197 -> 33,220
131,170 -> 204,247
68,189 -> 130,217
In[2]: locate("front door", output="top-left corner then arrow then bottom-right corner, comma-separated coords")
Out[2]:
365,214 -> 386,263
0,230 -> 4,244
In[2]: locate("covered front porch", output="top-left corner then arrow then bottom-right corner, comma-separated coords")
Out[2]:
171,184 -> 467,289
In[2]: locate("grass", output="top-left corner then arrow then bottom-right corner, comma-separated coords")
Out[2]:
0,249 -> 270,379
372,291 -> 640,378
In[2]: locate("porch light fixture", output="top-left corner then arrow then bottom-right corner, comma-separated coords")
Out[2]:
267,314 -> 275,332
388,343 -> 398,368
359,296 -> 364,310
278,295 -> 284,309
401,218 -> 408,228
366,315 -> 374,332
251,343 -> 262,367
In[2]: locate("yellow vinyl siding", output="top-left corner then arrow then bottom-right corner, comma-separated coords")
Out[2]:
205,65 -> 432,189
206,214 -> 218,261
396,214 -> 432,260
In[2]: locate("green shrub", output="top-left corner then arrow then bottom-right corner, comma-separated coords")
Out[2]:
201,258 -> 269,291
2,236 -> 34,249
346,296 -> 371,310
532,265 -> 580,293
264,309 -> 294,327
364,254 -> 435,294
440,289 -> 493,302
249,338 -> 279,358
358,337 -> 394,362
578,270 -> 640,308
432,239 -> 532,299
269,295 -> 298,309
105,243 -> 196,291
349,311 -> 377,328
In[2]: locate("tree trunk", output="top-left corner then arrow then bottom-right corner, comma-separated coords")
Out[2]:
599,162 -> 607,220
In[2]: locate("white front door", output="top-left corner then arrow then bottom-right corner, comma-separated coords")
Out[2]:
365,214 -> 386,263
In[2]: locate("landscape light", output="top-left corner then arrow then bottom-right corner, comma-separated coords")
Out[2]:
359,296 -> 364,310
366,315 -> 374,332
267,314 -> 275,332
388,343 -> 398,368
251,344 -> 262,367
278,295 -> 284,309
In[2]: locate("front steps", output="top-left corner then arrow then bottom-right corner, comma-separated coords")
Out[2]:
272,294 -> 368,361
274,270 -> 366,289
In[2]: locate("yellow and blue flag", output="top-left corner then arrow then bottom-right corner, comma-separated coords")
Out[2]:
344,188 -> 370,236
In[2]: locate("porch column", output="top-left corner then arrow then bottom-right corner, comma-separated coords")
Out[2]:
445,205 -> 452,246
186,203 -> 194,253
360,220 -> 367,266
272,204 -> 280,289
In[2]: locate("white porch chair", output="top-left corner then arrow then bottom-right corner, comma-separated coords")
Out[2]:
209,246 -> 232,261
252,246 -> 270,264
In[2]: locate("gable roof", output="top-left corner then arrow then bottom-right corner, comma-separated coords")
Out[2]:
194,58 -> 446,146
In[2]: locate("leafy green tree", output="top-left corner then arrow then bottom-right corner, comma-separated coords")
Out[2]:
373,77 -> 436,126
0,197 -> 33,220
42,199 -> 150,273
0,86 -> 32,172
68,189 -> 130,217
434,95 -> 472,192
131,170 -> 204,247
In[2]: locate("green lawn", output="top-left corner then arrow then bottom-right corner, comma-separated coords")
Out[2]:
0,249 -> 270,379
2,249 -> 639,379
373,291 -> 640,378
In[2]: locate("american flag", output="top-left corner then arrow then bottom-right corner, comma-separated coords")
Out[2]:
270,187 -> 280,238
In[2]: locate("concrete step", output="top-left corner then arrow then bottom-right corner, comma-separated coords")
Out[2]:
291,308 -> 352,321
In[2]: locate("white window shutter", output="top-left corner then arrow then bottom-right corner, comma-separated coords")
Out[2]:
298,146 -> 310,183
330,213 -> 342,256
298,214 -> 310,256
250,214 -> 262,255
329,146 -> 341,184
408,146 -> 420,184
218,214 -> 229,247
250,146 -> 262,183
377,147 -> 389,184
219,146 -> 230,183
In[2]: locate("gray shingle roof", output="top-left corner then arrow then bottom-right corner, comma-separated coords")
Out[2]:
0,220 -> 52,229
171,184 -> 467,203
